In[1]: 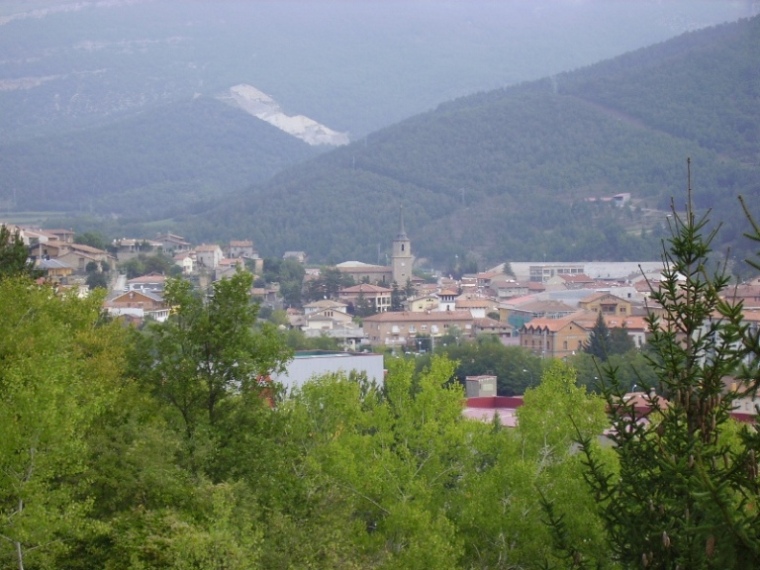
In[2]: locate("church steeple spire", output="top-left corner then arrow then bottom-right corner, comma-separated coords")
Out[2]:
392,205 -> 413,285
397,206 -> 408,240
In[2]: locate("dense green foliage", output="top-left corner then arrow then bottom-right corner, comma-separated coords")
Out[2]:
191,15 -> 760,265
0,224 -> 37,280
0,269 -> 615,568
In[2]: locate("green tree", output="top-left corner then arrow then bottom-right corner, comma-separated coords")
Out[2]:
584,311 -> 612,361
354,290 -> 375,317
455,360 -> 611,568
132,272 -> 292,445
74,231 -> 108,251
569,184 -> 760,568
391,281 -> 403,311
86,270 -> 109,290
0,225 -> 36,281
0,279 -> 125,568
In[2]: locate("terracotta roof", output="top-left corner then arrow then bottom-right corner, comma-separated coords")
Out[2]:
363,310 -> 473,323
522,312 -> 588,333
127,274 -> 166,284
196,244 -> 222,252
438,288 -> 459,296
560,273 -> 594,283
572,312 -> 650,331
70,243 -> 108,255
109,290 -> 165,305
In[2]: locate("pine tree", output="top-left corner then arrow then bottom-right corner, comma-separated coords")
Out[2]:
563,164 -> 760,569
584,312 -> 612,361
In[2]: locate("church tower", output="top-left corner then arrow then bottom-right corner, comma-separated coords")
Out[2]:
391,207 -> 414,285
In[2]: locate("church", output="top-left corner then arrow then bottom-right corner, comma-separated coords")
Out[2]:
336,208 -> 414,286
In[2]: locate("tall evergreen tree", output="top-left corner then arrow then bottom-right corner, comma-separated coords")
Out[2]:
584,312 -> 612,361
562,167 -> 760,569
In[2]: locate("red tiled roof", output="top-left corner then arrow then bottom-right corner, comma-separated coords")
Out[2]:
363,310 -> 473,323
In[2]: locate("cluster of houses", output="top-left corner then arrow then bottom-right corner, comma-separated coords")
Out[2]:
7,224 -> 271,323
10,221 -> 760,365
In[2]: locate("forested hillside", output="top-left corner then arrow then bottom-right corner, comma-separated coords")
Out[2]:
0,97 -> 318,217
193,15 -> 760,266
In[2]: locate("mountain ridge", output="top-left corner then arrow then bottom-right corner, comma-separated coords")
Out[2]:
189,15 -> 760,267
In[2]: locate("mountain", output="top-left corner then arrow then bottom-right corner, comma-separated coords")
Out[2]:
0,97 -> 318,217
0,1 -> 752,142
1,1 -> 752,227
193,15 -> 760,267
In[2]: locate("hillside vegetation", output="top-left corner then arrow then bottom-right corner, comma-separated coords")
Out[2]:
0,98 -> 318,218
192,15 -> 760,266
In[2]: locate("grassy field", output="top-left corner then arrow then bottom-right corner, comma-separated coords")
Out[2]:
0,211 -> 71,227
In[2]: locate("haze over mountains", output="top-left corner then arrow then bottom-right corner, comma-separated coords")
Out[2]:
193,14 -> 760,268
1,1 -> 758,265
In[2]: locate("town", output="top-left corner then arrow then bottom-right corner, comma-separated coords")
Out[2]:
7,214 -> 760,416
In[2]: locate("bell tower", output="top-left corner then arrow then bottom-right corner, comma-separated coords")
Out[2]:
391,207 -> 413,285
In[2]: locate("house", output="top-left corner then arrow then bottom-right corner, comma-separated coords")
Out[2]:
195,244 -> 224,270
438,288 -> 458,311
339,283 -> 392,313
303,308 -> 354,331
156,232 -> 192,254
363,310 -> 474,350
106,290 -> 169,322
499,298 -> 577,330
455,297 -> 498,319
302,325 -> 367,352
46,228 -> 75,244
472,317 -> 516,344
174,252 -> 195,274
520,313 -> 590,359
112,238 -> 163,260
572,313 -> 651,349
489,277 -> 530,300
301,300 -> 353,331
336,261 -> 393,286
227,240 -> 256,259
126,273 -> 166,294
304,299 -> 350,315
405,293 -> 440,312
36,258 -> 73,283
56,243 -> 113,273
578,292 -> 635,317
215,258 -> 246,281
